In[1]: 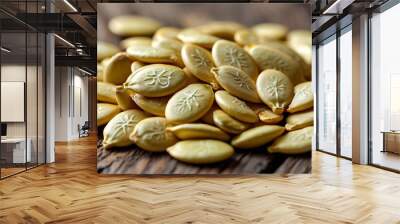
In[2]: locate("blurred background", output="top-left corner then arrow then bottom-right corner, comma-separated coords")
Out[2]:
98,3 -> 310,44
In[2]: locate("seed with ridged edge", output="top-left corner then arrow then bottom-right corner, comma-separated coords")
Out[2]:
268,126 -> 313,154
115,86 -> 137,110
120,37 -> 152,49
252,23 -> 288,41
167,123 -> 230,141
211,65 -> 260,103
256,69 -> 294,114
102,110 -> 148,150
124,64 -> 187,97
167,139 -> 234,164
97,82 -> 117,104
213,109 -> 249,134
132,94 -> 168,116
212,40 -> 258,80
165,84 -> 214,124
104,52 -> 133,85
97,41 -> 119,61
108,15 -> 161,37
130,117 -> 177,152
181,43 -> 219,89
126,45 -> 179,65
287,81 -> 313,113
247,45 -> 305,85
177,29 -> 219,49
231,125 -> 285,149
97,103 -> 120,127
285,110 -> 313,131
214,90 -> 258,123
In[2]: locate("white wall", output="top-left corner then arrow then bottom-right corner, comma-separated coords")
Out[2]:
54,67 -> 89,141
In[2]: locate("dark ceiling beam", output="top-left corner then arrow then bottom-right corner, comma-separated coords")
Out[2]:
55,55 -> 96,72
67,14 -> 96,39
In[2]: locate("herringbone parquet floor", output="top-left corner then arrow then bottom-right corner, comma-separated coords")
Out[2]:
1,135 -> 400,224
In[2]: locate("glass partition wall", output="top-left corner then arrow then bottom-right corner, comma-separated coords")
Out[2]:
316,25 -> 353,159
0,3 -> 46,179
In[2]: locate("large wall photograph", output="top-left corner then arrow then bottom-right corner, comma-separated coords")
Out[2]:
96,3 -> 312,174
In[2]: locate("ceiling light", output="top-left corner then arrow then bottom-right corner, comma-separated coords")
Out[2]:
54,34 -> 75,48
78,67 -> 92,76
1,47 -> 11,53
63,0 -> 78,12
323,0 -> 354,15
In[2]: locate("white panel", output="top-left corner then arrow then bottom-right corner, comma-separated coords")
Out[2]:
1,82 -> 25,122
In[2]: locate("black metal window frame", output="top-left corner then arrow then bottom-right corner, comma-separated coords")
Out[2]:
0,0 -> 47,180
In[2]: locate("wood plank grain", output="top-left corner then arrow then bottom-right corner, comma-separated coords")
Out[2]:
97,139 -> 311,174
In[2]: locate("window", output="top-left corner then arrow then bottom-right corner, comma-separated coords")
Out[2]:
339,26 -> 352,158
317,35 -> 337,154
370,2 -> 400,171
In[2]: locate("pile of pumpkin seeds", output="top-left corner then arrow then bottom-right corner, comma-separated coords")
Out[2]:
97,15 -> 313,164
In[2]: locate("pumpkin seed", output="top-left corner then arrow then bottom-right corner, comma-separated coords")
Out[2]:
131,61 -> 145,73
153,27 -> 181,41
97,41 -> 119,61
289,44 -> 312,80
166,139 -> 234,164
97,103 -> 120,127
124,64 -> 187,97
247,45 -> 305,85
259,42 -> 309,80
287,81 -> 313,113
183,67 -> 201,85
103,52 -> 133,85
268,126 -> 313,154
214,90 -> 258,123
132,94 -> 168,116
195,21 -> 245,40
201,104 -> 219,125
152,38 -> 184,67
116,86 -> 137,110
130,117 -> 177,152
120,37 -> 152,49
181,43 -> 219,89
287,30 -> 311,47
101,57 -> 112,67
102,109 -> 148,149
126,45 -> 179,65
211,65 -> 260,103
108,15 -> 161,36
234,29 -> 259,46
97,81 -> 117,104
256,69 -> 294,114
252,23 -> 288,41
213,109 -> 249,134
165,84 -> 214,124
97,64 -> 104,81
177,29 -> 220,49
259,109 -> 284,124
231,125 -> 285,149
249,103 -> 284,124
167,123 -> 230,141
285,110 -> 313,131
212,40 -> 258,80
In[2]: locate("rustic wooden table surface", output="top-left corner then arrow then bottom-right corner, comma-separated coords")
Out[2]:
97,139 -> 311,174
